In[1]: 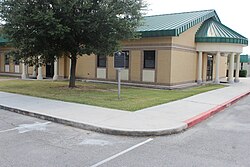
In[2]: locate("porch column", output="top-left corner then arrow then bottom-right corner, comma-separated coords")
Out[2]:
32,65 -> 36,78
215,52 -> 220,84
68,58 -> 71,79
53,58 -> 59,81
228,53 -> 235,84
37,56 -> 43,80
21,62 -> 28,79
235,53 -> 240,83
197,51 -> 203,84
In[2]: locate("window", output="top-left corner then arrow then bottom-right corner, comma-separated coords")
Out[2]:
97,55 -> 106,68
144,50 -> 155,69
5,55 -> 10,65
122,50 -> 129,68
13,56 -> 19,65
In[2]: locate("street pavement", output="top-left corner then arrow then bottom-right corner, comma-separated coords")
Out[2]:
0,78 -> 250,136
1,94 -> 250,167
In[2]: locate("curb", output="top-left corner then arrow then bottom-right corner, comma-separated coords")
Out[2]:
0,105 -> 187,136
184,91 -> 250,128
1,91 -> 249,136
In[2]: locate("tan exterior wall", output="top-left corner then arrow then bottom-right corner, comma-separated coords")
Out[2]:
122,37 -> 172,47
156,50 -> 171,84
107,56 -> 116,80
28,66 -> 33,75
0,54 -> 4,72
59,56 -> 66,77
170,50 -> 197,84
130,50 -> 141,82
172,23 -> 202,47
9,57 -> 14,73
76,55 -> 96,79
220,56 -> 227,78
58,55 -> 70,78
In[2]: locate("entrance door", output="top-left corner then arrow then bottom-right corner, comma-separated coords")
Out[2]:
46,62 -> 54,78
207,55 -> 213,81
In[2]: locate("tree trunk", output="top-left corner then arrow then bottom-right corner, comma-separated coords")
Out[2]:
69,55 -> 77,88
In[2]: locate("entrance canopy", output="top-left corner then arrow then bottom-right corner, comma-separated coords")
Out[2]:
196,18 -> 248,53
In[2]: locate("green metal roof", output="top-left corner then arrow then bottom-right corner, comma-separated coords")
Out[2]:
0,37 -> 9,46
240,55 -> 250,63
138,9 -> 220,37
195,18 -> 248,45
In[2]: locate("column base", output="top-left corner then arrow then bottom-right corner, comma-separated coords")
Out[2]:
32,73 -> 37,78
37,75 -> 43,80
53,75 -> 59,81
197,80 -> 202,84
234,78 -> 240,83
228,80 -> 234,84
214,79 -> 220,84
21,74 -> 28,80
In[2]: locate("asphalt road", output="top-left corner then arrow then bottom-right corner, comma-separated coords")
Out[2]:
1,95 -> 250,167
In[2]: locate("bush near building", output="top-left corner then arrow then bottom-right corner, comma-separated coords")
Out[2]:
239,70 -> 247,77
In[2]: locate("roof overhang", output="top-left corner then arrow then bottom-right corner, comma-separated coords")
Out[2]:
196,43 -> 245,54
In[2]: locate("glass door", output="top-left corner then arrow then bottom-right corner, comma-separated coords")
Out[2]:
207,55 -> 213,81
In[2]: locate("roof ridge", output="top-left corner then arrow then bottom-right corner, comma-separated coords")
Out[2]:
145,9 -> 215,18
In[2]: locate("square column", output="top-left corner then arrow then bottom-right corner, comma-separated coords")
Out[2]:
214,52 -> 220,84
53,58 -> 59,81
228,53 -> 235,84
197,51 -> 203,84
32,65 -> 37,78
235,53 -> 240,83
37,56 -> 43,80
21,62 -> 28,79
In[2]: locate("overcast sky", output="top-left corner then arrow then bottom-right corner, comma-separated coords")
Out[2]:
145,0 -> 249,54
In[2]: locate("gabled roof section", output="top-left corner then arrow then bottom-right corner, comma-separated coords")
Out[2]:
195,18 -> 248,45
138,9 -> 220,37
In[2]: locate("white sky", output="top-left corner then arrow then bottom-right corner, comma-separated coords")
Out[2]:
145,0 -> 249,54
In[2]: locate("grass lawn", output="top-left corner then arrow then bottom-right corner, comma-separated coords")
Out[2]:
0,79 -> 225,111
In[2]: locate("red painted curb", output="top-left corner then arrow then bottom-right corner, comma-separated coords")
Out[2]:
184,91 -> 250,128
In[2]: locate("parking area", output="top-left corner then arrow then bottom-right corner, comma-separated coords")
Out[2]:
0,109 -> 152,167
1,95 -> 250,167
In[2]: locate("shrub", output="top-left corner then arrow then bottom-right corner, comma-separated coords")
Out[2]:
239,70 -> 247,77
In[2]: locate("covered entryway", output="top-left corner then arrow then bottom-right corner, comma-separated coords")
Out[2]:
195,18 -> 248,84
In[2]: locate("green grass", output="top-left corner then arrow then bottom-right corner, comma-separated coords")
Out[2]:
0,80 -> 225,111
0,75 -> 19,79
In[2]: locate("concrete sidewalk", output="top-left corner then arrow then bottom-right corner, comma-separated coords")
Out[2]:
1,78 -> 250,136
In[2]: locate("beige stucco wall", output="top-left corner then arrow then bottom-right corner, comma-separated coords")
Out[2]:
172,23 -> 202,47
219,56 -> 228,78
0,54 -> 4,72
170,50 -> 197,84
76,55 -> 96,79
122,37 -> 172,47
156,50 -> 171,84
58,55 -> 71,78
130,50 -> 141,82
59,56 -> 66,77
107,56 -> 116,80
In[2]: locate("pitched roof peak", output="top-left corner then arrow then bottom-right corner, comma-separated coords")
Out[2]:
145,9 -> 216,18
138,9 -> 220,37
